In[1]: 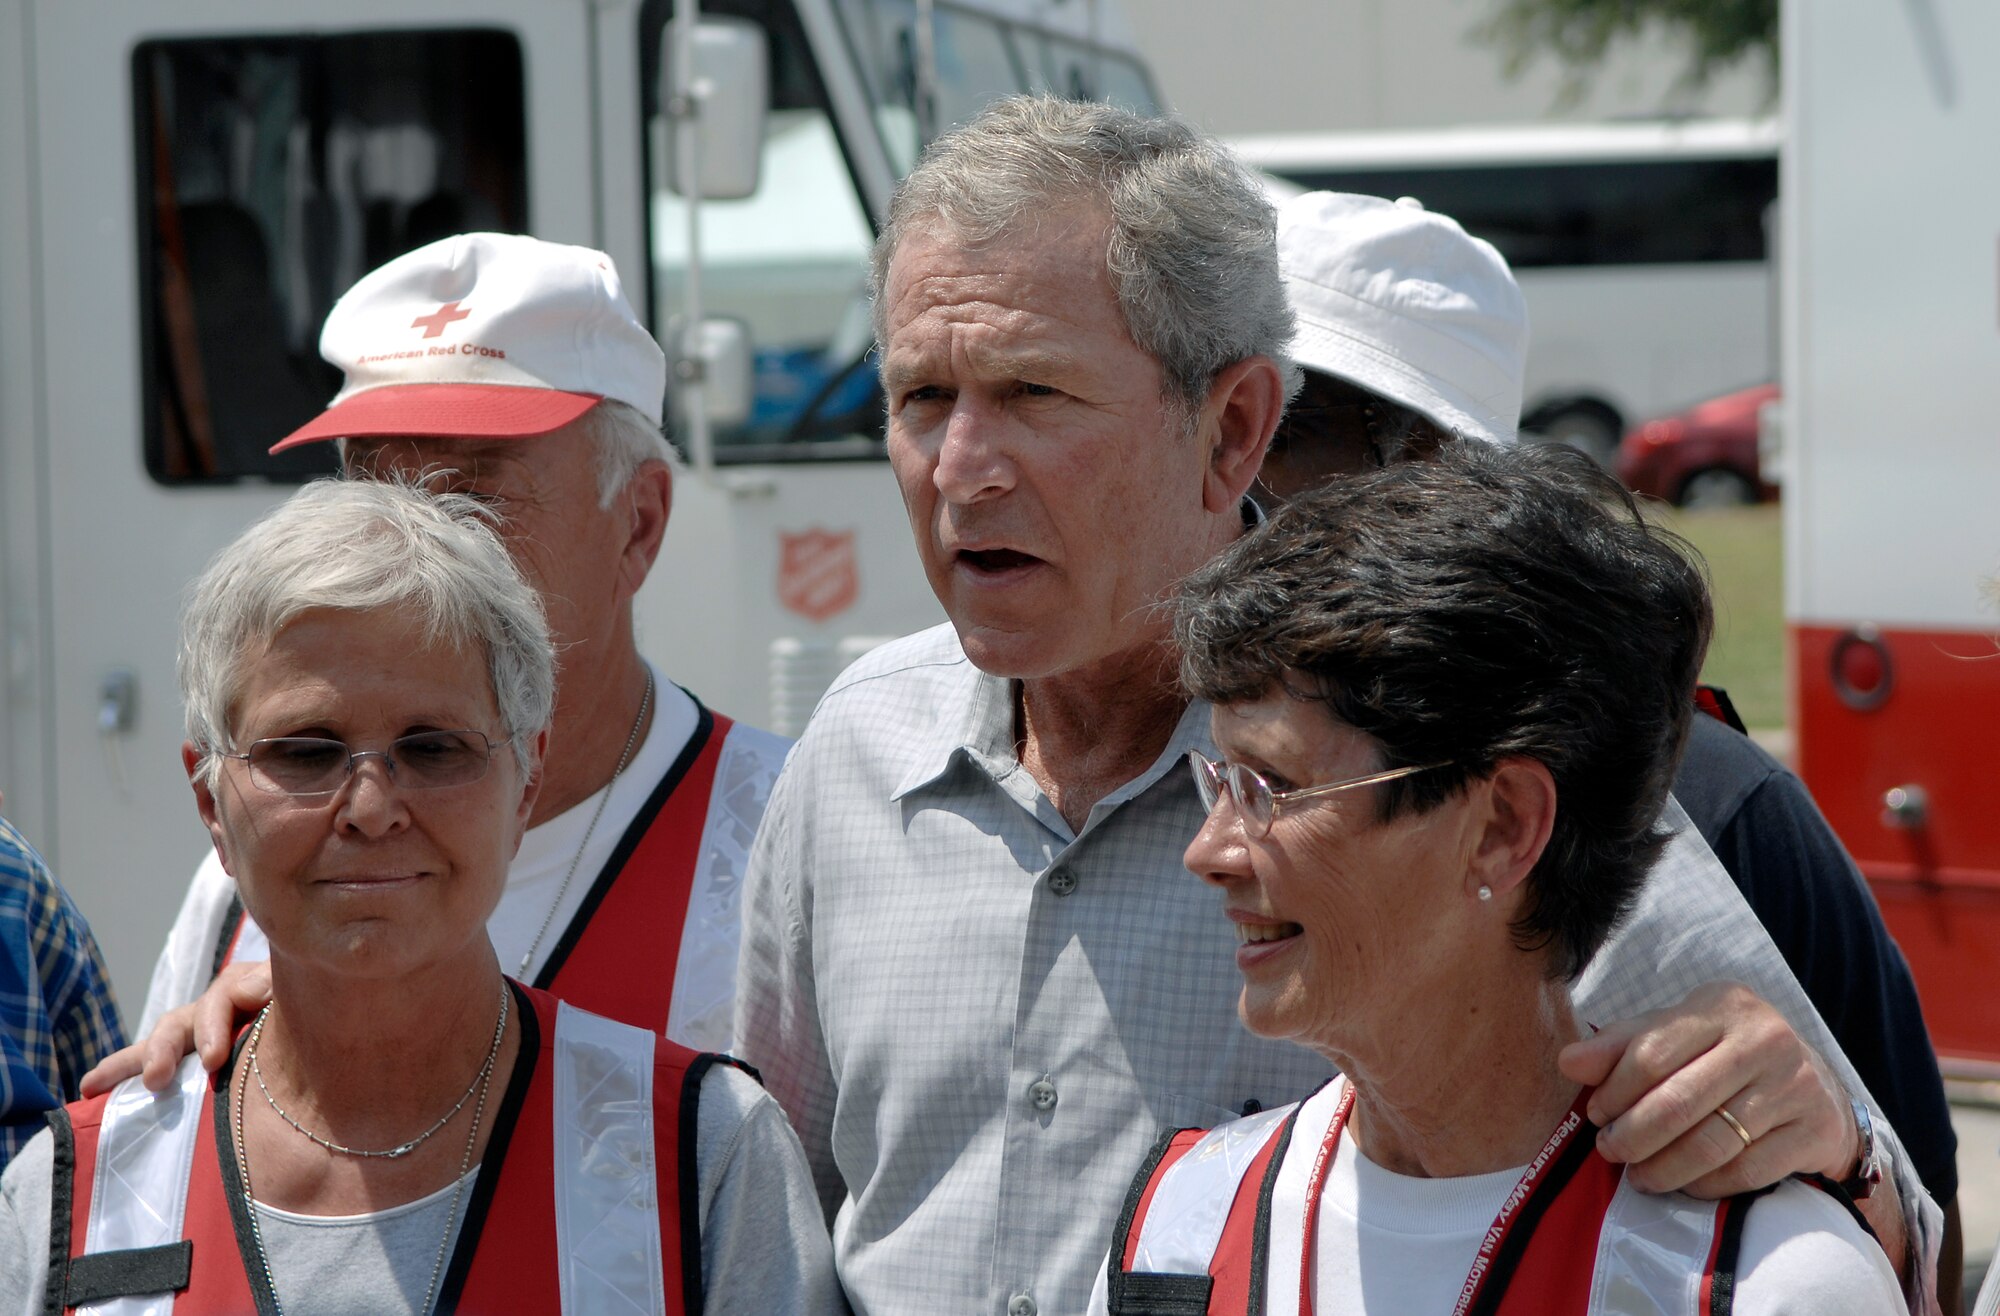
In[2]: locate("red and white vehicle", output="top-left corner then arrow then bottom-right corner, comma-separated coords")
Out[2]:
1781,0 -> 2000,1067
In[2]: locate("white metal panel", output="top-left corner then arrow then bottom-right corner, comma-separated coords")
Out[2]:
28,0 -> 596,1013
1785,0 -> 2000,628
1519,262 -> 1772,426
637,463 -> 941,731
0,0 -> 52,842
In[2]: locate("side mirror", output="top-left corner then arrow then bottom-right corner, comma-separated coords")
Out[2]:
671,316 -> 755,434
659,16 -> 769,201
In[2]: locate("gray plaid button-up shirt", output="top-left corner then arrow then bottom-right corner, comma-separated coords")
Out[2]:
735,625 -> 1937,1316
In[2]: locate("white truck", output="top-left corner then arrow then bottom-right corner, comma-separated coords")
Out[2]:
0,0 -> 1162,1009
1780,0 -> 2000,1067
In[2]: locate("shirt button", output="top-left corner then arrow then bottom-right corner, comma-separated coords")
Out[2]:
1046,866 -> 1077,897
1008,1295 -> 1037,1316
1027,1078 -> 1058,1112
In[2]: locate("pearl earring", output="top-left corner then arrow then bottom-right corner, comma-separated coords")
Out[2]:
1477,885 -> 1493,902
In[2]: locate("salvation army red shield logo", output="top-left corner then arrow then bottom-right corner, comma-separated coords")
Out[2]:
778,529 -> 859,623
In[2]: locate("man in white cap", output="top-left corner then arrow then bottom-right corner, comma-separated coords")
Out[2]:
1265,188 -> 1952,1305
107,233 -> 787,1071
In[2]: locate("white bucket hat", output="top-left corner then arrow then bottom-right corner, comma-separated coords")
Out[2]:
272,233 -> 665,452
1278,191 -> 1528,446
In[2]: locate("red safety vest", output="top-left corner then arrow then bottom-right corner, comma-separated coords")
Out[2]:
46,985 -> 740,1314
1106,1079 -> 1765,1316
213,703 -> 777,1036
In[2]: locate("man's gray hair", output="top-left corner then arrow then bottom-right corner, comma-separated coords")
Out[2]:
179,478 -> 556,786
870,94 -> 1300,417
579,398 -> 676,507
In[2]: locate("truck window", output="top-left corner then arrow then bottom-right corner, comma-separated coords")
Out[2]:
641,0 -> 1163,463
134,31 -> 528,485
1268,158 -> 1776,269
645,0 -> 887,462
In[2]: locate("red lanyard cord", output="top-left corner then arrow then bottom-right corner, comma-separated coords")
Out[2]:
1297,1082 -> 1596,1316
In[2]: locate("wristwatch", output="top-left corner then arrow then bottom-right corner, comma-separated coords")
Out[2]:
1838,1097 -> 1884,1201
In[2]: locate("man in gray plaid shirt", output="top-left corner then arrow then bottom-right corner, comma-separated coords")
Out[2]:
734,95 -> 1935,1316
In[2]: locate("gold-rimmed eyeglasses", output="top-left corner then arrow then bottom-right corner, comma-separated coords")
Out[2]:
220,730 -> 511,797
1187,749 -> 1450,838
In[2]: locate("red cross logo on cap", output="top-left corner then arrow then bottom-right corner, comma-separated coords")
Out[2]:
412,301 -> 472,338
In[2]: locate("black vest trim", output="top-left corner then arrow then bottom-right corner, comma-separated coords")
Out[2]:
675,1050 -> 758,1316
1113,1272 -> 1215,1315
43,1108 -> 76,1316
213,1040 -> 281,1316
1243,1100 -> 1306,1316
434,980 -> 543,1314
1107,1125 -> 1194,1315
1462,1118 -> 1597,1316
211,893 -> 245,984
1708,1185 -> 1775,1316
534,697 -> 717,989
63,1242 -> 193,1305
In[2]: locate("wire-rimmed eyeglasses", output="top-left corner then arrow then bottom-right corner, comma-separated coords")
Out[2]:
219,730 -> 512,798
1187,749 -> 1451,838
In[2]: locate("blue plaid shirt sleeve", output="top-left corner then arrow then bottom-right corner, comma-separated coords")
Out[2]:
0,816 -> 126,1171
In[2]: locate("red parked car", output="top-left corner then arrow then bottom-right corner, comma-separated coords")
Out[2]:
1615,383 -> 1779,507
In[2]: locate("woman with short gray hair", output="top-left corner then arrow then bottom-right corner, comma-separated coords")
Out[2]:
0,479 -> 838,1314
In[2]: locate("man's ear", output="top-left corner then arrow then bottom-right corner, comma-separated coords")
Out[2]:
509,726 -> 550,857
1199,356 -> 1288,515
616,460 -> 673,600
184,741 -> 234,877
1466,757 -> 1558,902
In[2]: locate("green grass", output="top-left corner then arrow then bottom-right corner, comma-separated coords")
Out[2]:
1654,503 -> 1786,730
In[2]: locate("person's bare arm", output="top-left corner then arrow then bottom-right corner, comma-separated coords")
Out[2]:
1560,981 -> 1911,1288
78,960 -> 271,1096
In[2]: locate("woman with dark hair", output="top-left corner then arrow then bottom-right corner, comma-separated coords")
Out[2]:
1092,443 -> 1899,1314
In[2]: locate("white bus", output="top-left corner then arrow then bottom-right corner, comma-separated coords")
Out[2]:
1231,119 -> 1780,462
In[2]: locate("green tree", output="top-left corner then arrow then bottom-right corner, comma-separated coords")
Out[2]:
1478,0 -> 1777,99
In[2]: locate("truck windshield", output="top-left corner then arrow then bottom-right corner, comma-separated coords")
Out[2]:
833,0 -> 1158,172
641,0 -> 1156,463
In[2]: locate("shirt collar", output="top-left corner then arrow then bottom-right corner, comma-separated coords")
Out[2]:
890,656 -> 1217,830
891,656 -> 1015,802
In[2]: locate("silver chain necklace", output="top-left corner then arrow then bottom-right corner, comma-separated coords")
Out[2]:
516,669 -> 653,978
232,987 -> 506,1315
248,985 -> 508,1159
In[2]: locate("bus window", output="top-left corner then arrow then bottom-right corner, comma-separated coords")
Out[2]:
644,0 -> 884,460
1272,158 -> 1776,269
134,31 -> 528,485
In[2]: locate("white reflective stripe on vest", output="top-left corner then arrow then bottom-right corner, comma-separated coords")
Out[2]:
664,722 -> 787,1052
1130,1103 -> 1295,1274
79,1058 -> 210,1316
552,1001 -> 667,1316
234,919 -> 270,966
1587,1172 -> 1724,1314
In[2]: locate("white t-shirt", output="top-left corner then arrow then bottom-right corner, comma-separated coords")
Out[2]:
1089,1082 -> 1904,1315
140,672 -> 728,1045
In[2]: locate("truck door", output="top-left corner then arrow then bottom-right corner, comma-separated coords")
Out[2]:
21,0 -> 594,1010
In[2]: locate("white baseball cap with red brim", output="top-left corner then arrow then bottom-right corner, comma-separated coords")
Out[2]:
270,232 -> 666,453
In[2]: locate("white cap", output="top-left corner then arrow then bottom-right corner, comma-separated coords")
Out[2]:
1277,192 -> 1528,446
271,233 -> 665,452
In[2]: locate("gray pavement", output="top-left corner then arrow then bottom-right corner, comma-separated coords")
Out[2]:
1955,1095 -> 1998,1311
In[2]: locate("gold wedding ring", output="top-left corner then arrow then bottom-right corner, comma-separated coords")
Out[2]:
1716,1105 -> 1755,1149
